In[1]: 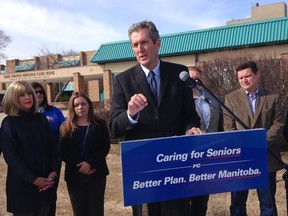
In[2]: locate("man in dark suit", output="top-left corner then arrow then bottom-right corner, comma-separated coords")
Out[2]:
109,20 -> 203,216
188,66 -> 223,215
224,61 -> 284,216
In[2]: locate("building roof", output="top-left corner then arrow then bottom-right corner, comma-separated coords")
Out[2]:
61,82 -> 74,91
58,60 -> 80,68
1,70 -> 7,74
15,64 -> 35,72
90,17 -> 288,64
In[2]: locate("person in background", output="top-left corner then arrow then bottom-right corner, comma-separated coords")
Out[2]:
109,20 -> 203,216
188,66 -> 223,133
188,66 -> 223,215
31,82 -> 65,139
1,81 -> 59,216
31,82 -> 65,216
59,92 -> 110,216
223,61 -> 284,216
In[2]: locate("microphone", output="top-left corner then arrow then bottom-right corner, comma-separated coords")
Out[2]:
179,71 -> 211,104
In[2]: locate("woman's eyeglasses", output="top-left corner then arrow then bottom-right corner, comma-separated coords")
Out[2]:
35,90 -> 44,95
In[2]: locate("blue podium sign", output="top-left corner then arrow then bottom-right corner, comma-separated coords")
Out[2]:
120,129 -> 268,206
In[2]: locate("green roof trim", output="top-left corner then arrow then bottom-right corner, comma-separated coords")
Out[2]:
15,64 -> 35,72
1,70 -> 7,74
90,17 -> 288,64
100,92 -> 104,101
61,83 -> 74,91
58,60 -> 80,68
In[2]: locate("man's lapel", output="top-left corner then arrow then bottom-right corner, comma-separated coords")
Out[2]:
158,61 -> 170,105
238,89 -> 254,128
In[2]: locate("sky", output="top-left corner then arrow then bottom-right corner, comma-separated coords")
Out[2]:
0,0 -> 287,64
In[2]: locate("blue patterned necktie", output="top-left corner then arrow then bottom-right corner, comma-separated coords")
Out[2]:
148,71 -> 158,105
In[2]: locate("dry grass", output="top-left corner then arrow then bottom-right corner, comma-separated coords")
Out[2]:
0,145 -> 288,216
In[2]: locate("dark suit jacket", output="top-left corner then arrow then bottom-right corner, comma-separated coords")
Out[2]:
224,88 -> 284,172
109,60 -> 200,141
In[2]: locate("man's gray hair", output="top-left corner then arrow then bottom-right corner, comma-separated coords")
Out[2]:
128,20 -> 160,43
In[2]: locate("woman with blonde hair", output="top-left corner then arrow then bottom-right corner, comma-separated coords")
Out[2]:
1,81 -> 59,216
60,92 -> 110,216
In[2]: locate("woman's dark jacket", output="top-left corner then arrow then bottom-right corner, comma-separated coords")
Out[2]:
60,117 -> 110,184
1,111 -> 60,213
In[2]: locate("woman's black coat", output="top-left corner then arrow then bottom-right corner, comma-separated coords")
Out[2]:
1,111 -> 60,213
60,117 -> 110,184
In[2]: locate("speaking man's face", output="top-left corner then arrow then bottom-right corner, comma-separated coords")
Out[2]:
130,28 -> 160,70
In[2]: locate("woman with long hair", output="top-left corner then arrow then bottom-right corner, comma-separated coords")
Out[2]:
1,81 -> 59,216
60,92 -> 110,216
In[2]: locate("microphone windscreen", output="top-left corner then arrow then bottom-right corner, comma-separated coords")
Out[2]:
179,71 -> 189,81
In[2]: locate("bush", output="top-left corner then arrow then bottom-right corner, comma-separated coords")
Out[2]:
94,102 -> 122,144
201,54 -> 288,116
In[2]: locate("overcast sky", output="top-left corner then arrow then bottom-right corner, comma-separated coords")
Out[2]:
0,0 -> 287,64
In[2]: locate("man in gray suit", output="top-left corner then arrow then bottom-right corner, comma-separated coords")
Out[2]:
188,66 -> 223,216
223,61 -> 284,216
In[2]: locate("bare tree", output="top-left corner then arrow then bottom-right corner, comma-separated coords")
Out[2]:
37,45 -> 79,70
202,55 -> 250,102
0,29 -> 12,60
62,49 -> 79,56
37,45 -> 80,102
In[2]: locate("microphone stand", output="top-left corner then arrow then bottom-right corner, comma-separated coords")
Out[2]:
192,78 -> 288,214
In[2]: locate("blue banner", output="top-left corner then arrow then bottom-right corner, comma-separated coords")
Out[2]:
120,129 -> 268,206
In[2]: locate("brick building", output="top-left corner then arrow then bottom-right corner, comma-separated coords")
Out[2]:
0,2 -> 287,109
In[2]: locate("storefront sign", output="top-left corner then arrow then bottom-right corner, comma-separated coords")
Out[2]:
1,71 -> 56,81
